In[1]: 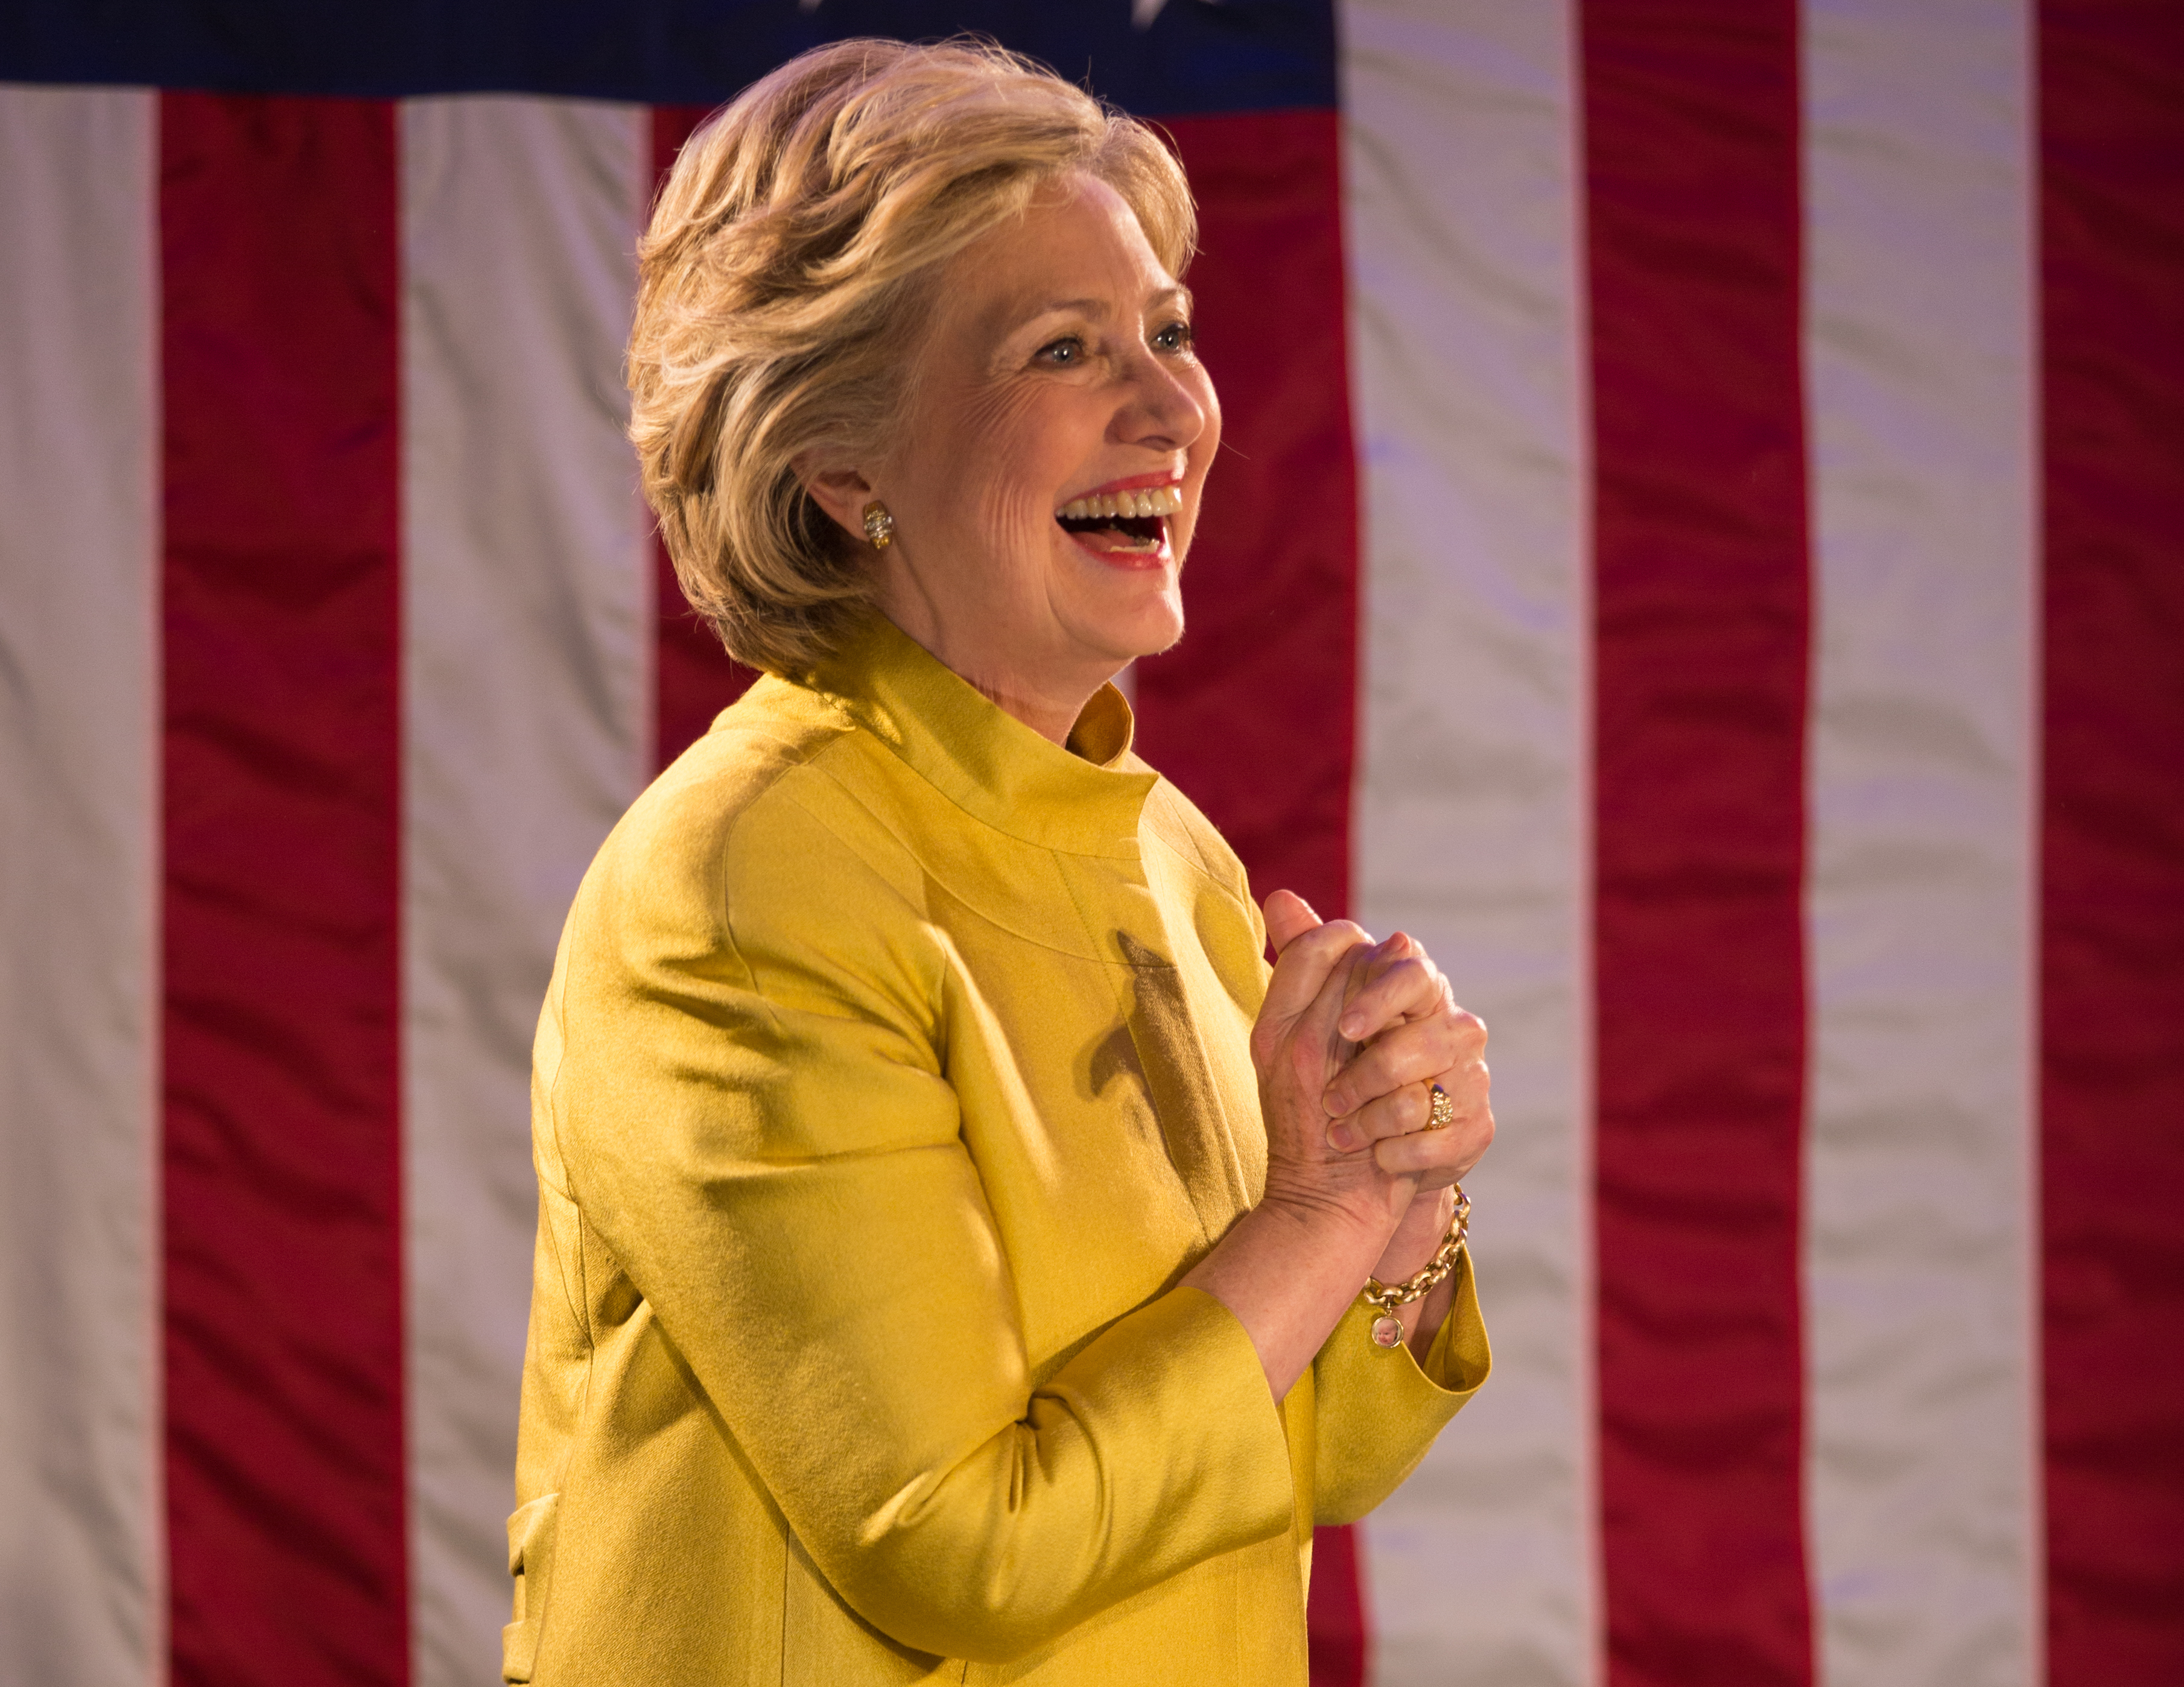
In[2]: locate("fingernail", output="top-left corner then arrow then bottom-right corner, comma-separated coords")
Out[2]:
1322,1089 -> 1347,1118
1328,1124 -> 1357,1153
1338,1014 -> 1365,1039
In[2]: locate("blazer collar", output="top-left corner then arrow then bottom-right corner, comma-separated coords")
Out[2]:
807,614 -> 1159,856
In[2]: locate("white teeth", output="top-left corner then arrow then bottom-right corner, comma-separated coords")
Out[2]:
1056,484 -> 1184,522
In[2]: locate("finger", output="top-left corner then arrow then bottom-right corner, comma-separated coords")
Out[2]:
1323,1011 -> 1487,1118
1331,934 -> 1403,1028
1262,888 -> 1322,956
1373,1101 -> 1494,1178
1341,1063 -> 1488,1147
1287,937 -> 1369,1089
1258,918 -> 1371,1026
1338,931 -> 1415,999
1336,950 -> 1447,1043
1325,1078 -> 1434,1154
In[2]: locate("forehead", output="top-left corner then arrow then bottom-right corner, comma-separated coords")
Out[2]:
948,174 -> 1178,334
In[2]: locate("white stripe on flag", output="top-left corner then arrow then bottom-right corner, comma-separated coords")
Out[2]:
399,94 -> 652,1687
1798,4 -> 2042,1683
1341,5 -> 1598,1683
0,84 -> 161,1687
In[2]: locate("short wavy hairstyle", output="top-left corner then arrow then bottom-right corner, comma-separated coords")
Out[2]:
629,37 -> 1198,677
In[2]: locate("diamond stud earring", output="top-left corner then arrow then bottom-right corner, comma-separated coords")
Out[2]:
862,501 -> 895,551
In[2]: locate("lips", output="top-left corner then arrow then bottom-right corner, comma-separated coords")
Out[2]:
1058,469 -> 1184,503
1055,473 -> 1184,563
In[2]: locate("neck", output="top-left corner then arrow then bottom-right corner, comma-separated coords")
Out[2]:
875,600 -> 1114,749
965,675 -> 1088,747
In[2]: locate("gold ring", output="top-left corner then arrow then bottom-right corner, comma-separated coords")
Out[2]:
1427,1083 -> 1454,1130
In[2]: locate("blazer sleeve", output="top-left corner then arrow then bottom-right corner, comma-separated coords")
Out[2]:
545,772 -> 1296,1665
1140,764 -> 1492,1531
1310,1256 -> 1491,1527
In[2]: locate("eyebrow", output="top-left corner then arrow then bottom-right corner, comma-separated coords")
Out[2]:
1009,284 -> 1196,328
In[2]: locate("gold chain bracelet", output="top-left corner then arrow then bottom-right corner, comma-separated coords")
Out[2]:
1362,1186 -> 1470,1349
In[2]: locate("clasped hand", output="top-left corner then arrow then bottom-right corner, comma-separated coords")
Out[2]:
1249,890 -> 1494,1249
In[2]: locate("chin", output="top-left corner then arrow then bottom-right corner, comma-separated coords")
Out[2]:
1053,540 -> 1184,663
1135,606 -> 1186,660
1097,597 -> 1184,665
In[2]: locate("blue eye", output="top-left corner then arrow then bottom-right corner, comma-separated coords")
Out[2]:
1037,337 -> 1084,366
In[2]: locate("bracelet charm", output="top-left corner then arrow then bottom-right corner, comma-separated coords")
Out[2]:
1363,1186 -> 1471,1349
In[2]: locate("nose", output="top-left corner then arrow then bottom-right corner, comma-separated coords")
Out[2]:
1109,343 -> 1211,456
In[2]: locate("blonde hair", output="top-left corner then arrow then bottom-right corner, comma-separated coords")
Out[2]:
629,37 -> 1198,676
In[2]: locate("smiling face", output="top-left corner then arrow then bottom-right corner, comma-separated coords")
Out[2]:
802,171 -> 1220,742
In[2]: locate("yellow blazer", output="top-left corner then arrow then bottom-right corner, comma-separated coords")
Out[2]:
509,615 -> 1489,1685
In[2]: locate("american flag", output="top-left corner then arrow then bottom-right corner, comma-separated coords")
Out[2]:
1,4 -> 2177,1685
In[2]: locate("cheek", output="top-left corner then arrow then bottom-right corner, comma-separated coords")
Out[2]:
945,388 -> 1094,535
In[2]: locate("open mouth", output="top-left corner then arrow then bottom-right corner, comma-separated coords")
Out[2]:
1055,483 -> 1183,557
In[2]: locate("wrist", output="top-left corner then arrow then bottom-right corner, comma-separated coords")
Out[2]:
1373,1185 -> 1455,1282
1186,1180 -> 1411,1401
1250,1182 -> 1395,1265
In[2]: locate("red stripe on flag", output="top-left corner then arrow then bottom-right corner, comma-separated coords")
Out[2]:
160,93 -> 408,1685
1139,109 -> 1358,927
650,103 -> 758,773
1141,108 -> 1366,1685
2038,5 -> 2184,1679
1303,1511 -> 1370,1687
1580,7 -> 1815,1685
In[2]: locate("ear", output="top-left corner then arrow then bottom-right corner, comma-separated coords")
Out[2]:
794,452 -> 878,545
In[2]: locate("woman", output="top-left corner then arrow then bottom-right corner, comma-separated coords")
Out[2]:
508,37 -> 1494,1686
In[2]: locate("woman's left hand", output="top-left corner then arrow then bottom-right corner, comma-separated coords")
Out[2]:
1319,930 -> 1494,1192
1311,926 -> 1491,1358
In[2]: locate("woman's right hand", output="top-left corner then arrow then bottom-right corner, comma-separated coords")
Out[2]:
1249,894 -> 1419,1239
1184,892 -> 1430,1396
